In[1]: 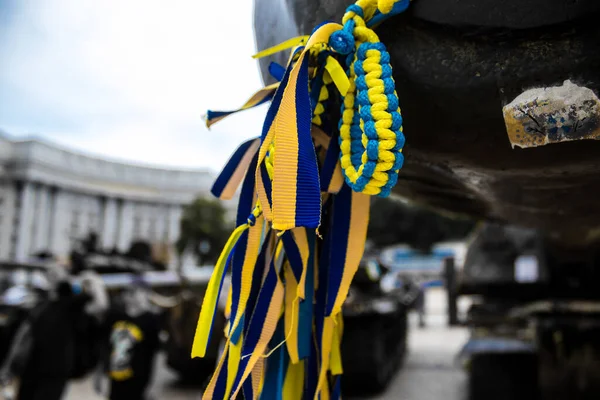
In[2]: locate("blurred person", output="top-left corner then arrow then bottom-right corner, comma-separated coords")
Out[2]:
70,272 -> 110,380
415,283 -> 426,328
412,280 -> 426,328
401,278 -> 426,328
0,279 -> 92,400
96,280 -> 160,400
78,271 -> 109,320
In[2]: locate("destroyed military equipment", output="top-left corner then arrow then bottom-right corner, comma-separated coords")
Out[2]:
255,0 -> 600,248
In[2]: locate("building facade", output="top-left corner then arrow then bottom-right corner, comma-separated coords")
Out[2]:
0,132 -> 223,263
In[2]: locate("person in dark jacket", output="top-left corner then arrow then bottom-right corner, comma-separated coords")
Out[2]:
1,280 -> 91,400
402,278 -> 426,328
96,281 -> 160,400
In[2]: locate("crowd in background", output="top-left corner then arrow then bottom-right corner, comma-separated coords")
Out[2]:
0,270 -> 161,400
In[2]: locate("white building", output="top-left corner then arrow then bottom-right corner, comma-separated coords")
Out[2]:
0,132 -> 224,263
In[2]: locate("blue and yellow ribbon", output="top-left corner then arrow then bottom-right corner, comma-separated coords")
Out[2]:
195,0 -> 411,398
211,137 -> 261,200
191,205 -> 263,359
325,184 -> 371,316
256,23 -> 344,232
205,83 -> 279,128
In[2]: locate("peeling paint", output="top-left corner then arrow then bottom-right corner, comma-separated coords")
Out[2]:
503,80 -> 600,149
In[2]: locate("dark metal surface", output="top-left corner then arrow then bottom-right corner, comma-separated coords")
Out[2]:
253,0 -> 600,247
410,0 -> 600,30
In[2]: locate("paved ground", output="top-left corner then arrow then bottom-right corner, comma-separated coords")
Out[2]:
66,289 -> 470,400
369,315 -> 469,400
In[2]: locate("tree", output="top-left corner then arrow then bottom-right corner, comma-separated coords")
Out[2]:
367,197 -> 475,253
176,197 -> 233,265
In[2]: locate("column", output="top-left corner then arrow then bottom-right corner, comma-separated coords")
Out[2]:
113,199 -> 123,251
147,205 -> 157,242
0,181 -> 16,260
139,204 -> 150,241
167,205 -> 182,270
14,182 -> 34,261
48,189 -> 69,258
26,184 -> 40,257
46,188 -> 59,255
116,200 -> 133,252
100,197 -> 118,250
167,204 -> 182,245
32,184 -> 50,253
78,195 -> 89,239
155,205 -> 167,243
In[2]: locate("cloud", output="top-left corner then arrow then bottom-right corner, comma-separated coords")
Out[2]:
0,0 -> 269,169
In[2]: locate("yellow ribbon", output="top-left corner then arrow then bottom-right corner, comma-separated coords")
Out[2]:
252,35 -> 310,59
324,56 -> 350,96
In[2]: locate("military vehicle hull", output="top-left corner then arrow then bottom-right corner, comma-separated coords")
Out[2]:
253,0 -> 600,248
457,223 -> 600,399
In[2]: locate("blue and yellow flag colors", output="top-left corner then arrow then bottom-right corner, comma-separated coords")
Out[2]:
194,0 -> 410,398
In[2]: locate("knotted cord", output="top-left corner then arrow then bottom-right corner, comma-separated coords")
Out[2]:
330,0 -> 408,196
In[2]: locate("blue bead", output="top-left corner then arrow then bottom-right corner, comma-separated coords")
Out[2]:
366,139 -> 379,160
393,153 -> 405,170
329,30 -> 355,55
364,121 -> 378,140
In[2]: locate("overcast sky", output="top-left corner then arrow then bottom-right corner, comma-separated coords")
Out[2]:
0,0 -> 269,171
